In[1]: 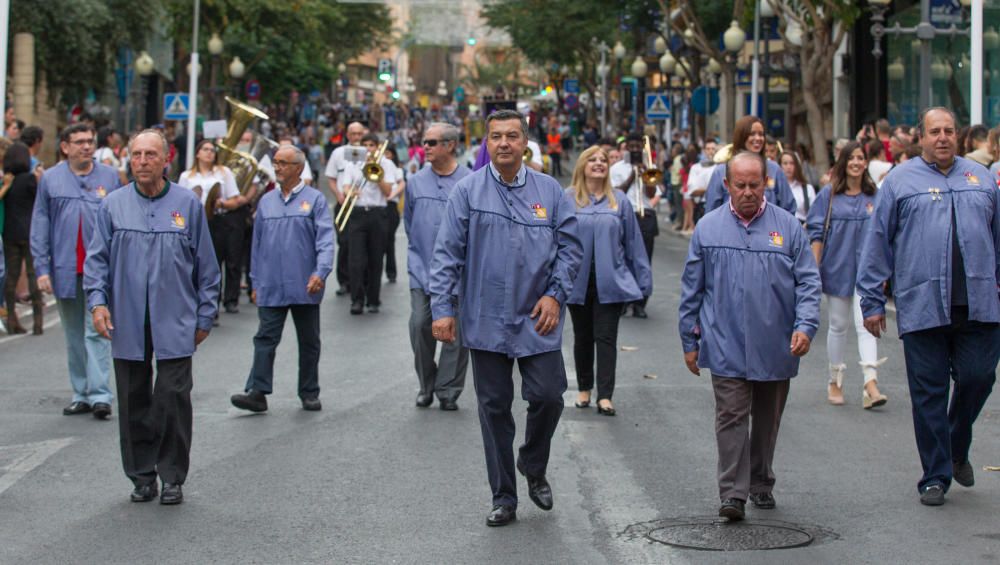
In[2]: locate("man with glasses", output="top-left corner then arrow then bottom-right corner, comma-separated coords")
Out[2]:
230,145 -> 334,413
403,123 -> 470,410
31,123 -> 121,419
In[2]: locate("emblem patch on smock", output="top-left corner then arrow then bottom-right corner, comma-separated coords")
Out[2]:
300,200 -> 312,212
767,177 -> 775,189
96,186 -> 107,198
532,203 -> 548,220
965,172 -> 980,185
866,202 -> 874,215
768,231 -> 784,248
171,211 -> 186,228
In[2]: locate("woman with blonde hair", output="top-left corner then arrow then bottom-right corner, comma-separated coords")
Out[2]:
566,146 -> 652,416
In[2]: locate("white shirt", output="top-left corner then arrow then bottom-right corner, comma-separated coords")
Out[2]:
686,162 -> 716,201
178,166 -> 240,208
788,181 -> 817,222
324,144 -> 368,187
341,157 -> 399,208
94,147 -> 122,170
609,159 -> 662,210
868,160 -> 892,185
526,140 -> 543,167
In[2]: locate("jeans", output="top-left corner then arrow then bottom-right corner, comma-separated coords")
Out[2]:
57,276 -> 112,404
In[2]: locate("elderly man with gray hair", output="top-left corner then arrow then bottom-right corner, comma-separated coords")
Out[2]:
403,122 -> 470,410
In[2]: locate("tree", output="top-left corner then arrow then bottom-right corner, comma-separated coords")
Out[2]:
459,49 -> 526,98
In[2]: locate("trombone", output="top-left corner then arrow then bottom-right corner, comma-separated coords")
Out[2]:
632,136 -> 663,218
335,140 -> 389,232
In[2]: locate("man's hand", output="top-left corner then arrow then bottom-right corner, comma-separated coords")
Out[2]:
531,296 -> 560,336
306,275 -> 324,294
684,350 -> 700,375
37,275 -> 53,294
195,329 -> 210,346
790,331 -> 811,357
250,290 -> 257,305
92,306 -> 113,339
432,317 -> 456,343
863,314 -> 886,338
335,187 -> 349,205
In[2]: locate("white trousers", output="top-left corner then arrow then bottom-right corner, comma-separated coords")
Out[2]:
826,293 -> 881,385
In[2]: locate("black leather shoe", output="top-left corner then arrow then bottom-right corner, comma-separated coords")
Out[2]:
367,305 -> 380,314
130,483 -> 158,502
224,303 -> 239,314
231,390 -> 268,412
953,460 -> 975,487
301,397 -> 322,411
63,401 -> 91,416
486,504 -> 517,527
335,286 -> 349,296
516,458 -> 553,511
415,393 -> 433,408
350,302 -> 364,315
92,402 -> 112,420
160,483 -> 183,505
632,304 -> 648,318
440,398 -> 458,411
719,498 -> 746,521
920,484 -> 945,506
749,492 -> 776,509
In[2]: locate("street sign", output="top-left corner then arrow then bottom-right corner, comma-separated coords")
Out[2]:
691,86 -> 720,115
645,92 -> 671,120
563,79 -> 579,94
564,94 -> 579,111
245,79 -> 261,100
163,93 -> 190,121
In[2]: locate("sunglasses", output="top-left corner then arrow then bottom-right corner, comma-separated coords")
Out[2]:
422,139 -> 447,147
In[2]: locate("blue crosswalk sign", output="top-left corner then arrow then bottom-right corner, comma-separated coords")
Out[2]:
645,93 -> 671,120
163,93 -> 190,121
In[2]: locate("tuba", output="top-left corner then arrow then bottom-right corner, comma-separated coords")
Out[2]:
216,96 -> 272,195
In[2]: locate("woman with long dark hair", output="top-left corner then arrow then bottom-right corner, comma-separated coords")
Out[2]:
780,151 -> 816,224
806,140 -> 887,408
1,142 -> 42,334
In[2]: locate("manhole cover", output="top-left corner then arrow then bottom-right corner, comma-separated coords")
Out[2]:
648,520 -> 812,551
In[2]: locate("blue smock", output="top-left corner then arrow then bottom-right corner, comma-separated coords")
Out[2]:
565,189 -> 652,305
403,164 -> 471,293
704,159 -> 797,215
856,156 -> 1000,336
429,164 -> 583,358
84,181 -> 221,361
31,161 -> 121,299
678,204 -> 821,381
0,235 -> 5,294
805,186 -> 877,297
250,185 -> 335,307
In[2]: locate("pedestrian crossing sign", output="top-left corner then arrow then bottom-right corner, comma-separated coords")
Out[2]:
163,93 -> 190,121
645,93 -> 671,121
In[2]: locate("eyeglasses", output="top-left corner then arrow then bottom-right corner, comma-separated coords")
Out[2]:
272,160 -> 300,168
422,139 -> 445,147
69,139 -> 95,146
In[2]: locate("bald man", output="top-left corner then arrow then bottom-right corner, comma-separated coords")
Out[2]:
325,122 -> 367,295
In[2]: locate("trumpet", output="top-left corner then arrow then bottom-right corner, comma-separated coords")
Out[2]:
523,146 -> 533,163
640,136 -> 663,187
335,140 -> 389,232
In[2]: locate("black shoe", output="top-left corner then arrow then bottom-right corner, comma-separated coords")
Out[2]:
749,492 -> 776,509
597,401 -> 616,416
920,484 -> 945,506
63,401 -> 91,416
231,390 -> 268,413
367,304 -> 380,313
953,460 -> 975,488
440,398 -> 458,411
719,498 -> 746,521
388,277 -> 397,284
224,303 -> 239,314
301,397 -> 322,411
415,393 -> 433,408
335,286 -> 349,296
516,458 -> 553,511
632,304 -> 648,318
350,302 -> 364,315
130,483 -> 158,502
92,402 -> 112,420
160,483 -> 183,505
486,504 -> 517,527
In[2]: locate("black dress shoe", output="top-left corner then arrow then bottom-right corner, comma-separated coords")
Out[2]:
920,484 -> 945,506
92,402 -> 112,420
749,491 -> 776,509
301,397 -> 322,411
367,304 -> 380,313
224,303 -> 239,314
440,398 -> 458,411
415,393 -> 433,407
597,402 -> 616,416
486,504 -> 517,527
953,460 -> 975,487
63,401 -> 91,416
516,458 -> 553,511
719,498 -> 746,521
632,304 -> 648,318
350,302 -> 364,315
231,390 -> 268,412
130,483 -> 158,502
160,483 -> 183,505
335,286 -> 349,296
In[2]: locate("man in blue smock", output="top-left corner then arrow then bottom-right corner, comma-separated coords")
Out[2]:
31,123 -> 121,419
86,130 -> 220,505
230,145 -> 334,413
679,151 -> 821,522
703,156 -> 797,215
429,110 -> 582,527
404,122 -> 470,411
857,107 -> 1000,507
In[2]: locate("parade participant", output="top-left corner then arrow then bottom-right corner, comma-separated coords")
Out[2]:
325,122 -> 366,295
682,140 -> 717,232
382,145 -> 405,284
781,151 -> 816,225
429,109 -> 582,527
230,145 -> 334,413
341,133 -> 398,314
704,116 -> 797,215
567,146 -> 651,416
178,139 -> 249,315
86,129 -> 220,505
609,133 -> 662,318
857,107 -> 1000,507
404,123 -> 470,410
3,143 -> 41,334
31,123 -> 120,419
807,141 -> 886,408
679,151 -> 821,521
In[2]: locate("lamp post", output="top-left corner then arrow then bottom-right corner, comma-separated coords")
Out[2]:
594,40 -> 610,136
228,56 -> 245,106
207,32 -> 224,119
631,55 -> 648,133
723,20 -> 746,141
135,51 -> 155,129
186,0 -> 201,174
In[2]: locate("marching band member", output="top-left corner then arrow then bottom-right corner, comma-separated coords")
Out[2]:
324,122 -> 367,296
704,116 -> 797,215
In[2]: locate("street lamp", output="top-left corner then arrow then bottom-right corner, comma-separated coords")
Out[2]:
612,41 -> 626,60
659,52 -> 676,74
437,80 -> 448,98
654,36 -> 667,55
723,20 -> 746,53
135,51 -> 155,129
888,56 -> 905,81
631,56 -> 647,130
594,39 -> 611,136
229,56 -> 245,79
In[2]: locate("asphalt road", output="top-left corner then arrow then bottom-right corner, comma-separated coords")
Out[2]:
1,210 -> 998,564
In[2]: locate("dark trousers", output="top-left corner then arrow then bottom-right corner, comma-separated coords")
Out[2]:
347,207 -> 386,307
470,349 -> 567,507
712,376 -> 790,501
901,306 -> 999,492
334,203 -> 350,288
634,211 -> 657,308
114,323 -> 193,486
245,304 -> 321,399
383,204 -> 400,281
568,276 -> 621,401
209,210 -> 246,307
549,152 -> 562,177
3,239 -> 40,311
409,289 -> 467,401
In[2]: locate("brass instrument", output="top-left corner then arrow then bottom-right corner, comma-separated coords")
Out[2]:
523,146 -> 533,163
640,136 -> 663,187
632,165 -> 644,218
714,143 -> 733,164
336,140 -> 389,232
204,182 -> 222,221
216,96 -> 271,195
361,139 -> 389,183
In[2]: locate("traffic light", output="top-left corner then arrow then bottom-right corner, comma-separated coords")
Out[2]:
378,59 -> 392,82
466,37 -> 477,46
391,90 -> 401,100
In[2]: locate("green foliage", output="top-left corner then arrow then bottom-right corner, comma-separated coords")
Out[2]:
459,50 -> 524,94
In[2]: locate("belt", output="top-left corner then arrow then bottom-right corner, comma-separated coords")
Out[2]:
353,205 -> 387,212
